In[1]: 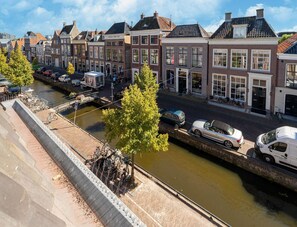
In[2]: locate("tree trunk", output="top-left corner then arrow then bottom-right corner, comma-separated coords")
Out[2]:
131,153 -> 135,183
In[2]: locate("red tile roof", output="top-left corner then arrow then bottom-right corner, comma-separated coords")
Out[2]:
277,33 -> 297,53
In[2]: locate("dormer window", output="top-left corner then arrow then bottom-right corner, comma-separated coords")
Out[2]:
233,25 -> 247,39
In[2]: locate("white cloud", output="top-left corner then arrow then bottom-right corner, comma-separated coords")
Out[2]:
267,6 -> 295,22
204,19 -> 224,33
245,4 -> 264,16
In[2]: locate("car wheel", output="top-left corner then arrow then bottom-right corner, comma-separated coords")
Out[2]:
262,154 -> 275,164
194,129 -> 201,137
224,140 -> 233,148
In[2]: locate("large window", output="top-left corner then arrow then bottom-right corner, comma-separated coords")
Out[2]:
94,47 -> 98,58
286,64 -> 297,88
89,48 -> 93,58
178,47 -> 188,66
192,72 -> 202,94
150,49 -> 158,65
141,49 -> 148,63
106,49 -> 111,61
192,47 -> 203,67
230,76 -> 246,101
118,49 -> 123,62
251,50 -> 270,71
212,74 -> 227,97
166,47 -> 174,65
112,49 -> 117,61
132,49 -> 139,63
213,49 -> 227,67
132,36 -> 139,45
166,70 -> 175,87
99,47 -> 103,59
73,45 -> 77,55
141,36 -> 148,45
150,35 -> 158,45
231,49 -> 247,69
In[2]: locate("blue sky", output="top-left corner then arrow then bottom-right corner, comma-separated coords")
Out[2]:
0,0 -> 297,38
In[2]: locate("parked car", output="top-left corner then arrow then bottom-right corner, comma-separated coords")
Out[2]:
36,67 -> 46,74
7,84 -> 20,93
71,79 -> 81,86
159,108 -> 186,128
0,77 -> 12,86
43,70 -> 53,77
254,126 -> 297,170
50,72 -> 61,80
58,74 -> 71,83
190,119 -> 244,149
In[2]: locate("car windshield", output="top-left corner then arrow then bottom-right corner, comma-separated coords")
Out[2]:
261,129 -> 276,144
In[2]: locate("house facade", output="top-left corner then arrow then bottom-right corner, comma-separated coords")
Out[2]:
59,21 -> 80,69
88,31 -> 106,73
51,30 -> 61,67
162,24 -> 209,96
275,33 -> 297,118
208,9 -> 278,115
130,11 -> 175,83
72,31 -> 95,72
36,39 -> 52,65
24,31 -> 46,62
104,22 -> 131,81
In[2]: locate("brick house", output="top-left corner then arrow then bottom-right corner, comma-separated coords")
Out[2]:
51,30 -> 61,67
208,9 -> 278,116
162,24 -> 209,96
59,21 -> 80,69
72,31 -> 95,72
275,33 -> 297,119
88,30 -> 106,73
130,11 -> 175,83
104,22 -> 131,82
36,39 -> 52,65
24,31 -> 46,62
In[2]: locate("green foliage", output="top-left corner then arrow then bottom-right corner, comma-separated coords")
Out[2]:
278,34 -> 293,44
103,64 -> 168,181
32,57 -> 38,66
0,48 -> 9,76
7,47 -> 34,88
67,62 -> 75,76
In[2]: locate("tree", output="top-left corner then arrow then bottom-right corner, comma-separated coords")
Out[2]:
67,62 -> 75,76
31,57 -> 39,71
102,64 -> 168,183
7,47 -> 34,90
0,48 -> 9,76
278,34 -> 293,44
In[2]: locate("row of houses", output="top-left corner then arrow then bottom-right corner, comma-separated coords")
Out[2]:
1,9 -> 297,119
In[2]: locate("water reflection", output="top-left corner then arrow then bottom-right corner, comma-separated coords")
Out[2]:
30,80 -> 297,227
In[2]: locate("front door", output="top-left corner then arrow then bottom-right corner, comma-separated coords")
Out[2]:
285,95 -> 297,117
178,71 -> 187,94
251,87 -> 266,114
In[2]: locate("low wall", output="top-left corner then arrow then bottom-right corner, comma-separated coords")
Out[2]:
159,125 -> 297,193
12,99 -> 145,227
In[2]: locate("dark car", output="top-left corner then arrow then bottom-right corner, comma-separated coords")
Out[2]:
50,72 -> 61,80
43,69 -> 53,77
36,67 -> 46,74
159,109 -> 186,128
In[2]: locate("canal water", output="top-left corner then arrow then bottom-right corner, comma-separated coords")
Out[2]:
28,80 -> 297,227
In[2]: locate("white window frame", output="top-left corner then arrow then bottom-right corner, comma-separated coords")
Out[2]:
213,49 -> 228,68
231,49 -> 248,70
150,49 -> 159,65
141,49 -> 148,64
141,36 -> 148,45
132,36 -> 139,45
212,73 -> 227,97
150,35 -> 158,45
229,75 -> 246,102
251,49 -> 271,72
233,25 -> 247,39
132,48 -> 139,63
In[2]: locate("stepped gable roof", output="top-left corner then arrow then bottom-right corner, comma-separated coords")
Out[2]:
278,33 -> 297,53
211,16 -> 277,39
90,31 -> 106,42
55,30 -> 61,36
131,13 -> 175,31
105,22 -> 131,35
73,31 -> 95,41
167,24 -> 209,38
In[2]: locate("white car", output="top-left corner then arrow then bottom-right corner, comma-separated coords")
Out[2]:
190,119 -> 244,149
58,74 -> 71,83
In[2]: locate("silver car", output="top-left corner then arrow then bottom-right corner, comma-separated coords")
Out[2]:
190,119 -> 244,149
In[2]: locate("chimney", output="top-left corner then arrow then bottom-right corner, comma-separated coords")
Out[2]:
256,9 -> 264,19
73,20 -> 76,26
95,28 -> 98,35
141,13 -> 144,20
63,22 -> 66,27
225,12 -> 232,21
154,11 -> 158,18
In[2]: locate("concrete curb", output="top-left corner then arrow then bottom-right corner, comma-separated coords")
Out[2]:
12,99 -> 145,227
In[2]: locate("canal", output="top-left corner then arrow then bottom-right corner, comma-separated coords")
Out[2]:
28,80 -> 297,227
